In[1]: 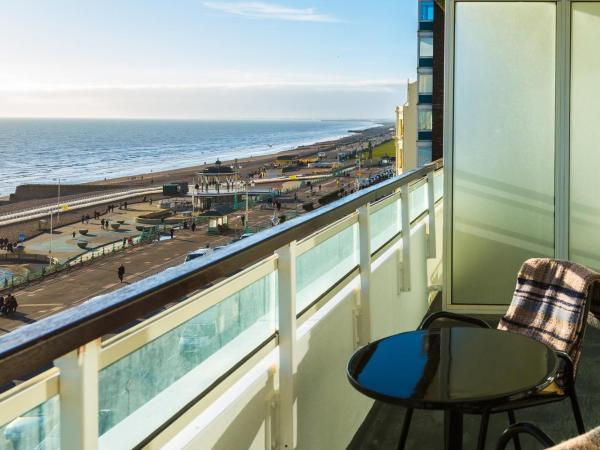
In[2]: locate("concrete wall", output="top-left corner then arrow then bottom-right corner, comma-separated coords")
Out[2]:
9,184 -> 134,203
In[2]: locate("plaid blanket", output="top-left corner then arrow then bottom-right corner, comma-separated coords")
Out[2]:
497,258 -> 600,370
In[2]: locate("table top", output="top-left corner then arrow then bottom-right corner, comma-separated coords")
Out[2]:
347,327 -> 558,410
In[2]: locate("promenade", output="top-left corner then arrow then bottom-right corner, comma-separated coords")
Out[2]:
0,174 -> 359,334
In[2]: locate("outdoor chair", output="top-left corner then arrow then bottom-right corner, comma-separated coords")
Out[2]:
398,258 -> 600,450
496,422 -> 600,450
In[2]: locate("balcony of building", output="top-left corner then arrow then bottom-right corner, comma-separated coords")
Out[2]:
0,161 -> 445,450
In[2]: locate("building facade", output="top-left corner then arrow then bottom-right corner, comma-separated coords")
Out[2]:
395,81 -> 418,173
416,0 -> 445,166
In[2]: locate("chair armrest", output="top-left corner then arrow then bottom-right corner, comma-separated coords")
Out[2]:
496,423 -> 555,450
418,311 -> 492,330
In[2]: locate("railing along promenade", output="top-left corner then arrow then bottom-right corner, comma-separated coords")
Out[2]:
0,186 -> 163,227
0,160 -> 443,450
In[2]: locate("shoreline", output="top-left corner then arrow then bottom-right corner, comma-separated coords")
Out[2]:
84,124 -> 392,188
0,119 -> 382,197
0,124 -> 393,214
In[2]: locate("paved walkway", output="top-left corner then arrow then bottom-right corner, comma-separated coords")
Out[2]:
0,171 -> 373,335
22,203 -> 158,262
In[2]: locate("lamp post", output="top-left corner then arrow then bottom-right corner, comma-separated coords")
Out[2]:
244,183 -> 249,234
49,178 -> 63,256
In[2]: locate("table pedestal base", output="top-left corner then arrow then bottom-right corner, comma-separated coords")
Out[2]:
444,410 -> 463,450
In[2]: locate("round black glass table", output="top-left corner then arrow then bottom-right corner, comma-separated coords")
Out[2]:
347,327 -> 558,450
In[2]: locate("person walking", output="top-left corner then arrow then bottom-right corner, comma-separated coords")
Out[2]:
118,264 -> 125,283
170,228 -> 175,239
191,222 -> 196,232
9,294 -> 17,314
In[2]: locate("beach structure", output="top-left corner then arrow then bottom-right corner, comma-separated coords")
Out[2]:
201,209 -> 230,235
192,161 -> 246,210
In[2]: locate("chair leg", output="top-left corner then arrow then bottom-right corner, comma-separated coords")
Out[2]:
569,390 -> 585,434
507,410 -> 521,450
397,408 -> 413,450
476,410 -> 490,450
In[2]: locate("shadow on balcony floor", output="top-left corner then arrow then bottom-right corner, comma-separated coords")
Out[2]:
348,314 -> 600,449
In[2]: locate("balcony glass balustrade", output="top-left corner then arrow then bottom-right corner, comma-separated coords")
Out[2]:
0,162 -> 443,450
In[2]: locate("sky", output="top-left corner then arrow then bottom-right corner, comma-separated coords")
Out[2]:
0,1 -> 418,120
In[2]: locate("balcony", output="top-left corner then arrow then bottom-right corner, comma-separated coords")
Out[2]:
5,0 -> 600,447
0,162 -> 446,449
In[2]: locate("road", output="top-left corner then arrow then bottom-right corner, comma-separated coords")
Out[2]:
0,174 -> 360,334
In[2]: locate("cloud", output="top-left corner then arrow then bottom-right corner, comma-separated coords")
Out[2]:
202,2 -> 338,22
0,81 -> 406,120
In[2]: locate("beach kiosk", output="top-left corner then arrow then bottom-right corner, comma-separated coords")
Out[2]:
202,209 -> 230,235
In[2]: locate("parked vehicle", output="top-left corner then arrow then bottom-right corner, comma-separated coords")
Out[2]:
184,247 -> 214,263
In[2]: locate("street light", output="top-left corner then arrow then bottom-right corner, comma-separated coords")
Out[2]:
49,178 -> 63,256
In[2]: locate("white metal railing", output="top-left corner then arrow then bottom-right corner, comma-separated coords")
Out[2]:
0,165 -> 443,450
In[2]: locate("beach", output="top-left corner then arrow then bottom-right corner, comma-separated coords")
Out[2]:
0,125 -> 393,241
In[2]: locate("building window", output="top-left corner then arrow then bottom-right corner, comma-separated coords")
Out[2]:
418,73 -> 433,94
418,109 -> 432,132
419,1 -> 434,22
419,35 -> 433,58
417,143 -> 433,167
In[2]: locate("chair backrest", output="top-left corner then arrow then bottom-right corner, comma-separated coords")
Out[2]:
497,258 -> 600,371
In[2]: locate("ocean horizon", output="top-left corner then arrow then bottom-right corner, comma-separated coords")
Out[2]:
0,118 -> 379,196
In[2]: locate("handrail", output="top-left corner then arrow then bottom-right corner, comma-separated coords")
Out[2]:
0,160 -> 442,386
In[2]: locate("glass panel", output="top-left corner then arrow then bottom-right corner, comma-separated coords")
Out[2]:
419,1 -> 434,21
370,198 -> 401,252
296,223 -> 358,312
452,3 -> 555,305
434,170 -> 443,202
418,109 -> 432,131
419,36 -> 433,58
98,273 -> 277,446
418,73 -> 433,94
570,3 -> 600,271
410,183 -> 428,222
417,144 -> 432,167
0,396 -> 60,450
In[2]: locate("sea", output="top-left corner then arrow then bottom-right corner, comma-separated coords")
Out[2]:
0,118 -> 378,196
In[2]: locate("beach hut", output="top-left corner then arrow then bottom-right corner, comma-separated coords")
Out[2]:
202,210 -> 230,235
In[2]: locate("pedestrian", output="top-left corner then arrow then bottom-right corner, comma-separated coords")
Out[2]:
124,201 -> 128,210
319,184 -> 322,191
72,231 -> 76,239
6,293 -> 17,314
170,228 -> 175,239
123,237 -> 127,247
101,219 -> 105,229
0,295 -> 5,315
81,215 -> 85,224
118,264 -> 125,283
191,222 -> 196,232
